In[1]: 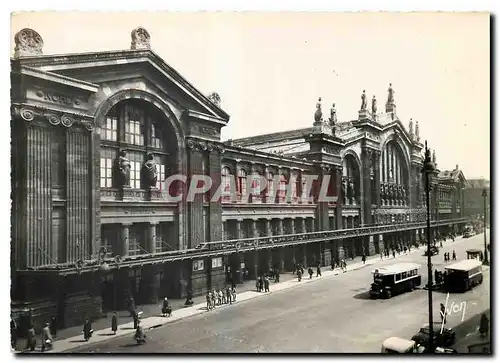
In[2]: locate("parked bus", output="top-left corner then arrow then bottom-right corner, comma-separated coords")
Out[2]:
443,259 -> 483,293
370,263 -> 422,299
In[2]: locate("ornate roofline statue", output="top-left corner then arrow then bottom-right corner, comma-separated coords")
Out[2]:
409,118 -> 414,138
415,120 -> 421,142
314,97 -> 323,122
432,149 -> 436,164
371,95 -> 377,115
131,26 -> 151,50
360,90 -> 367,111
387,83 -> 395,104
14,28 -> 44,58
208,92 -> 221,107
329,103 -> 337,127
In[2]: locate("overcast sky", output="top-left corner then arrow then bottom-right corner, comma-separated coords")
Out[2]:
11,12 -> 490,179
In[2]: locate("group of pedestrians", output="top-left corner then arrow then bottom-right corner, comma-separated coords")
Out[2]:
11,309 -> 57,353
256,276 -> 270,292
206,286 -> 237,310
443,250 -> 457,262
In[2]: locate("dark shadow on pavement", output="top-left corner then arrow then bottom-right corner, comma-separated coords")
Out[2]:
119,343 -> 141,348
98,333 -> 116,337
352,291 -> 373,300
121,327 -> 135,330
69,339 -> 87,343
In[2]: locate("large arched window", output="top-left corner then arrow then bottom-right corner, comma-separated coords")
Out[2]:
342,154 -> 361,205
237,169 -> 247,202
99,100 -> 171,190
380,139 -> 409,206
221,166 -> 232,203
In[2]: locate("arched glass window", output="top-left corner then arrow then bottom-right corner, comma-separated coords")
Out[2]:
237,169 -> 247,202
278,174 -> 287,203
221,167 -> 232,203
99,101 -> 168,190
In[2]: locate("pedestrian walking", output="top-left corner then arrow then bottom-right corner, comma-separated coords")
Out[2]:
111,312 -> 118,335
479,313 -> 489,337
26,326 -> 36,351
83,319 -> 93,341
206,291 -> 212,310
41,322 -> 53,352
361,254 -> 366,264
48,316 -> 57,338
380,251 -> 383,260
275,269 -> 280,283
225,286 -> 232,304
452,250 -> 456,261
316,265 -> 322,277
308,267 -> 314,279
392,250 -> 396,258
128,296 -> 136,317
264,276 -> 270,292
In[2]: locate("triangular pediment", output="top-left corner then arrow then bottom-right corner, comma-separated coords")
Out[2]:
12,49 -> 230,124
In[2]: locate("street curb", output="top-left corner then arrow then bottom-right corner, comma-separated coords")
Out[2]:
50,238 -> 466,353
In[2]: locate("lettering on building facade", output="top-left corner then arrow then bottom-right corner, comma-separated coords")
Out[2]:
35,90 -> 81,106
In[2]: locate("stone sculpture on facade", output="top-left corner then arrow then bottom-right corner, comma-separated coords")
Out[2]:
371,95 -> 377,115
347,179 -> 354,204
341,178 -> 347,205
360,90 -> 367,110
143,153 -> 158,188
387,83 -> 395,104
432,149 -> 436,164
208,92 -> 221,107
130,27 -> 151,50
329,103 -> 337,134
116,150 -> 131,187
14,28 -> 44,58
314,97 -> 323,122
415,120 -> 420,142
409,118 -> 414,139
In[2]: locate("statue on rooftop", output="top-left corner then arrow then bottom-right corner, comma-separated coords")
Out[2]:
131,27 -> 151,50
415,120 -> 421,142
387,83 -> 395,104
360,90 -> 367,110
409,118 -> 414,137
329,103 -> 337,126
314,97 -> 323,122
371,95 -> 377,115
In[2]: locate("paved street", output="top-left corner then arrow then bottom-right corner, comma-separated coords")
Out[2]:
65,233 -> 490,353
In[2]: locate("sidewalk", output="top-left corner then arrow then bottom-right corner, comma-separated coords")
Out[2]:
16,236 -> 461,354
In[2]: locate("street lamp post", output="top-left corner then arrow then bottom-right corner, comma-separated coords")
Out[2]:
481,188 -> 489,265
422,141 -> 435,353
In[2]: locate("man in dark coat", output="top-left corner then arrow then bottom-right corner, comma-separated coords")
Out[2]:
264,276 -> 270,292
316,265 -> 322,277
479,313 -> 489,337
26,326 -> 36,351
111,312 -> 118,335
50,316 -> 57,338
83,319 -> 93,341
361,254 -> 366,264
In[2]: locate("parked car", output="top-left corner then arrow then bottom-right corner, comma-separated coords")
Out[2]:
411,323 -> 456,348
424,246 -> 439,256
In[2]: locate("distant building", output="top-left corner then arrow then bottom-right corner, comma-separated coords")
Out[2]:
463,178 -> 490,223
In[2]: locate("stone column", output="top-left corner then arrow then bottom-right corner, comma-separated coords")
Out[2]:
235,219 -> 242,239
278,248 -> 285,271
374,151 -> 381,207
251,219 -> 258,238
265,219 -> 272,236
310,218 -> 316,232
289,218 -> 295,234
121,224 -> 131,257
362,148 -> 373,226
301,218 -> 307,233
148,223 -> 157,254
334,166 -> 343,230
277,219 -> 284,235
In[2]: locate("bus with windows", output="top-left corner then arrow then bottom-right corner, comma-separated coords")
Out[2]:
443,259 -> 483,293
370,263 -> 422,299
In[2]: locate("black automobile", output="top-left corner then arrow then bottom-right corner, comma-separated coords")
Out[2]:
424,246 -> 439,256
411,323 -> 456,348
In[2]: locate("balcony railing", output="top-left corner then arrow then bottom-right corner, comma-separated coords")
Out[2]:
23,217 -> 469,274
